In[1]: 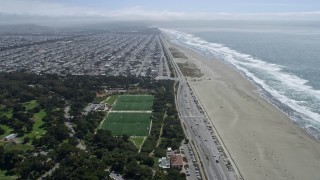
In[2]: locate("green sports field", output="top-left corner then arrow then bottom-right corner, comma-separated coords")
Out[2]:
117,95 -> 154,102
100,112 -> 151,136
112,95 -> 154,111
112,102 -> 153,111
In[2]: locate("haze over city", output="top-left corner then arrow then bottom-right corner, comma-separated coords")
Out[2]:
0,1 -> 320,180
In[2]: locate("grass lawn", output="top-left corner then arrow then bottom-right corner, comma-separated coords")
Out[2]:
0,109 -> 13,119
130,137 -> 145,148
112,95 -> 154,111
0,125 -> 14,139
23,109 -> 46,139
117,95 -> 153,102
100,112 -> 151,136
0,169 -> 17,180
153,157 -> 160,170
3,143 -> 33,151
103,95 -> 119,105
96,95 -> 118,105
24,100 -> 39,110
0,141 -> 34,152
112,101 -> 153,111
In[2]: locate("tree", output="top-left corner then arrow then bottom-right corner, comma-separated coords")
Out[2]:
0,146 -> 4,165
22,137 -> 30,144
154,170 -> 166,180
0,127 -> 5,135
15,155 -> 52,179
166,169 -> 186,180
1,150 -> 23,170
55,143 -> 79,160
143,157 -> 154,167
122,134 -> 130,142
154,147 -> 166,157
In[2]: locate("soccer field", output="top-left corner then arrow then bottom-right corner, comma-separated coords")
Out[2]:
100,112 -> 151,136
112,101 -> 153,111
112,95 -> 154,111
117,95 -> 153,102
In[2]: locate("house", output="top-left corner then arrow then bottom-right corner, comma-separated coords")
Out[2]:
159,157 -> 170,169
170,154 -> 183,170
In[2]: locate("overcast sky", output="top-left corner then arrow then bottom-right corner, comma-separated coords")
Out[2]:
0,0 -> 320,21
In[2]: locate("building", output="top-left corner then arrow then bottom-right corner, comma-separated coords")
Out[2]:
4,134 -> 17,141
170,154 -> 183,170
159,147 -> 184,170
166,147 -> 173,158
159,157 -> 170,169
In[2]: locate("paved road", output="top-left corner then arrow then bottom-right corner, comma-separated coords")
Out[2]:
182,143 -> 201,180
109,172 -> 124,180
160,35 -> 236,180
157,35 -> 171,78
64,106 -> 87,150
178,80 -> 236,180
38,163 -> 60,180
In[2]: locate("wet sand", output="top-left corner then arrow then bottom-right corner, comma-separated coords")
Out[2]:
169,42 -> 320,180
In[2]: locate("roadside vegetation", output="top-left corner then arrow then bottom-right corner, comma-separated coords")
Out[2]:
177,62 -> 204,78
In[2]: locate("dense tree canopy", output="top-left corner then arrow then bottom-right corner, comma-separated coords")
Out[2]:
0,73 -> 186,179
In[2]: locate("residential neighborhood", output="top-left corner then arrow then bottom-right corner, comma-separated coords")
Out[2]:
0,30 -> 171,78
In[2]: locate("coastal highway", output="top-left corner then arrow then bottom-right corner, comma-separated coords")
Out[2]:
178,79 -> 236,180
160,35 -> 237,180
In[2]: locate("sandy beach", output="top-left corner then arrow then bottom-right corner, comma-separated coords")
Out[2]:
169,42 -> 320,180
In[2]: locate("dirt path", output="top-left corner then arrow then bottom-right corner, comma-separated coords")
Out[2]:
156,112 -> 167,147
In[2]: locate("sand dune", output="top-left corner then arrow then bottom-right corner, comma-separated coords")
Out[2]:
170,42 -> 320,180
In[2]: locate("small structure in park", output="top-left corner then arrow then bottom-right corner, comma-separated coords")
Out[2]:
159,157 -> 170,169
170,154 -> 183,170
159,147 -> 184,170
166,147 -> 173,158
4,134 -> 17,141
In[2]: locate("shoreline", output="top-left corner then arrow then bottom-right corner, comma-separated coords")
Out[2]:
168,41 -> 320,180
200,48 -> 320,143
170,40 -> 320,143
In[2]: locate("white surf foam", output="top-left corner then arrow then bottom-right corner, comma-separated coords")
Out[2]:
161,28 -> 320,139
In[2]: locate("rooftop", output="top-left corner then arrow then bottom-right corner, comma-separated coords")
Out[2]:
170,154 -> 183,166
159,157 -> 170,169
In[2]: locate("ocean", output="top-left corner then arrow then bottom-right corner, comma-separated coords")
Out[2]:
160,21 -> 320,141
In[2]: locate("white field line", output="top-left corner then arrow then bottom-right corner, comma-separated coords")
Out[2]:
110,110 -> 152,113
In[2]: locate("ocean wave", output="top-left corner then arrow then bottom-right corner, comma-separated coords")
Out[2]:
161,28 -> 320,140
